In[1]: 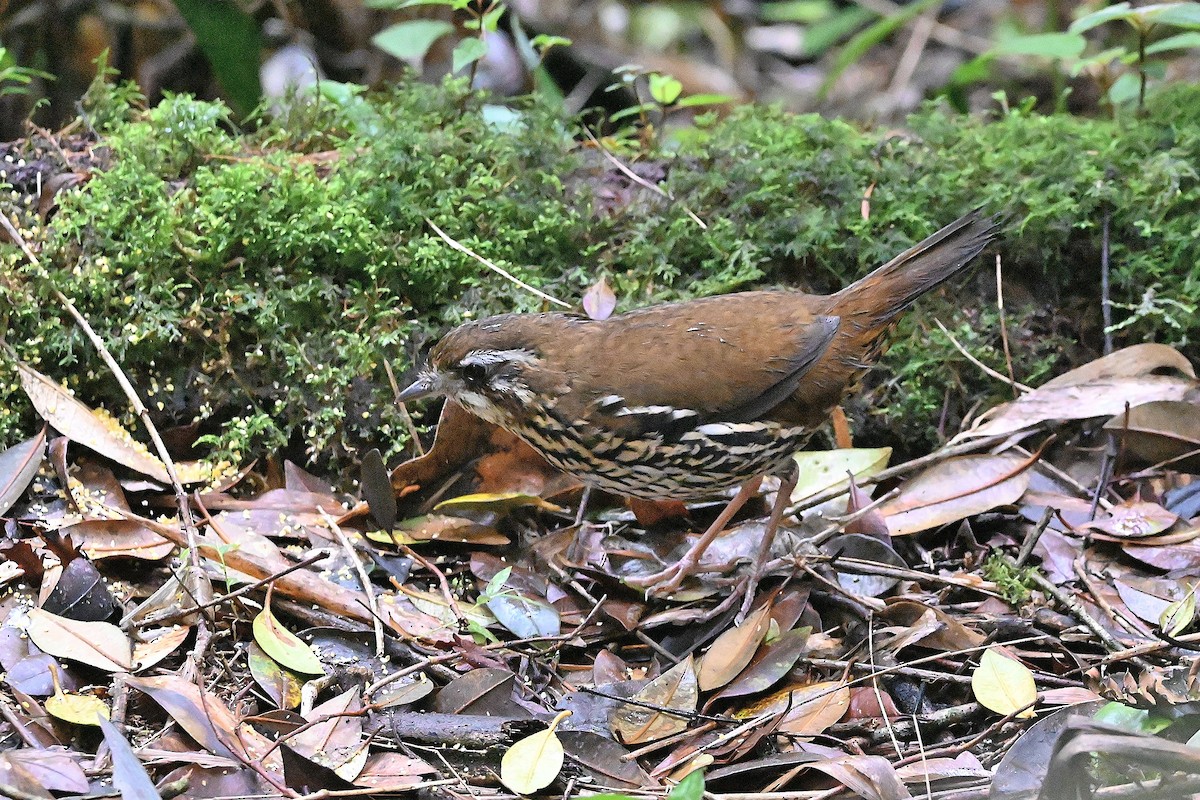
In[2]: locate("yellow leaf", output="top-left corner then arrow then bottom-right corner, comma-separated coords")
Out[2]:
434,492 -> 563,514
46,690 -> 110,726
501,710 -> 570,794
972,648 -> 1036,718
253,587 -> 325,675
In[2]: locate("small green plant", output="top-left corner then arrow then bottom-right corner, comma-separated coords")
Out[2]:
366,0 -> 569,90
606,65 -> 730,149
966,1 -> 1200,115
983,553 -> 1038,605
0,47 -> 53,100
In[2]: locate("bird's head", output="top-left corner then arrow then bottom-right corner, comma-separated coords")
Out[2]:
397,316 -> 564,426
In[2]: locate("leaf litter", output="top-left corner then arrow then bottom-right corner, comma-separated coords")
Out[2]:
0,344 -> 1199,797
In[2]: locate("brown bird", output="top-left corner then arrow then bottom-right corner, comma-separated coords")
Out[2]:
399,210 -> 999,605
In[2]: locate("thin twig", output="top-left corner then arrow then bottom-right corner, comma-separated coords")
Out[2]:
936,318 -> 1032,394
582,127 -> 707,229
1014,506 -> 1054,568
320,509 -> 385,658
425,218 -> 571,309
383,359 -> 425,456
995,253 -> 1019,399
1101,207 -> 1113,355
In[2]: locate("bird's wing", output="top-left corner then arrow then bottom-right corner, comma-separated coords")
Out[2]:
571,292 -> 841,434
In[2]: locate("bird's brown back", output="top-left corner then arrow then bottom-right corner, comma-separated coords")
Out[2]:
456,209 -> 999,430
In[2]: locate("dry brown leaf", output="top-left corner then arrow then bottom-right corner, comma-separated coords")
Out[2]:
292,687 -> 365,779
16,361 -> 171,483
777,680 -> 851,735
697,604 -> 772,692
612,656 -> 697,744
804,754 -> 913,800
956,375 -> 1196,441
880,453 -> 1031,536
132,626 -> 191,671
1040,343 -> 1195,388
0,430 -> 46,517
1104,400 -> 1200,471
60,519 -> 173,561
1079,500 -> 1177,539
25,608 -> 132,672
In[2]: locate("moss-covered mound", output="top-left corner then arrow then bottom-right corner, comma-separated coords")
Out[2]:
2,76 -> 1197,465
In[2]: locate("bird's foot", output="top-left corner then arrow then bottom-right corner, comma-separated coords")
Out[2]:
625,554 -> 701,596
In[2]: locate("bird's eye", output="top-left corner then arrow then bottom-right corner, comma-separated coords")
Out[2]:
461,363 -> 488,386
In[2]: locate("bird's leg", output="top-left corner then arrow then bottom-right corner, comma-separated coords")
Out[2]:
626,476 -> 763,595
737,462 -> 799,620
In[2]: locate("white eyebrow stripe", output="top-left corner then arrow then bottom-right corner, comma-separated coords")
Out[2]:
459,349 -> 538,367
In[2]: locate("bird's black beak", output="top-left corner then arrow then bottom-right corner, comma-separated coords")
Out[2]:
397,374 -> 436,403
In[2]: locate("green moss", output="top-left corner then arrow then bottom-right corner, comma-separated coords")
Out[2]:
2,75 -> 1198,466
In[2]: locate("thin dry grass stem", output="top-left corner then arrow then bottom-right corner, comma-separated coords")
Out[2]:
581,127 -> 708,230
383,359 -> 425,456
866,616 -> 905,760
935,318 -> 1032,394
320,508 -> 385,657
995,253 -> 1019,399
424,217 -> 571,309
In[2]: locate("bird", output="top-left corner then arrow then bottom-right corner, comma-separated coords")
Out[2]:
398,210 -> 999,607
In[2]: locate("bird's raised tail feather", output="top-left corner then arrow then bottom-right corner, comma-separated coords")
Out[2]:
830,209 -> 1000,327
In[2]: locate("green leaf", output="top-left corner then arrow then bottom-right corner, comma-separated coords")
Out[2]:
668,768 -> 706,800
172,0 -> 262,117
675,92 -> 732,108
482,567 -> 513,601
648,73 -> 683,105
993,32 -> 1087,59
819,0 -> 942,99
1108,71 -> 1141,105
452,37 -> 489,73
482,4 -> 505,32
1146,30 -> 1200,52
1069,3 -> 1133,34
1143,2 -> 1200,28
372,20 -> 454,61
609,101 -> 656,122
531,34 -> 573,51
760,0 -> 834,23
253,603 -> 325,675
1094,702 -> 1171,733
802,6 -> 875,57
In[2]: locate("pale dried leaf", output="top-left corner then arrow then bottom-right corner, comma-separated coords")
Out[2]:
16,361 -> 171,482
880,454 -> 1030,536
972,648 -> 1036,718
25,608 -> 132,672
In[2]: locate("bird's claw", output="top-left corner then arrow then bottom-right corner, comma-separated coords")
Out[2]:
626,558 -> 696,596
